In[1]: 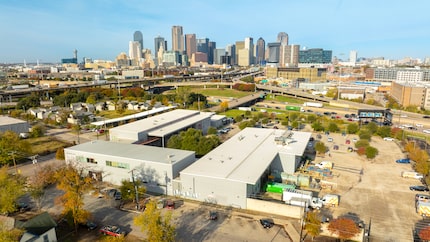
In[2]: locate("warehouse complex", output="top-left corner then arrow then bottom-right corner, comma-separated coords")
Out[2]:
109,109 -> 213,146
64,140 -> 196,195
178,127 -> 311,209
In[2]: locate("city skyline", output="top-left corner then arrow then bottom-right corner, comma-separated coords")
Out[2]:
1,0 -> 429,63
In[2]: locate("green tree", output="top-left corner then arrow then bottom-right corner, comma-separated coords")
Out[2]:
346,123 -> 359,134
0,131 -> 32,166
17,93 -> 40,110
365,146 -> 379,159
327,122 -> 339,132
355,139 -> 369,149
315,141 -> 327,155
289,112 -> 299,122
358,130 -> 372,141
234,115 -> 243,123
0,167 -> 26,215
207,127 -> 217,135
134,200 -> 176,242
167,128 -> 220,156
304,211 -> 321,240
118,179 -> 146,203
307,115 -> 317,123
312,122 -> 324,132
30,123 -> 45,138
291,121 -> 299,129
365,122 -> 378,134
56,165 -> 93,233
376,126 -> 391,138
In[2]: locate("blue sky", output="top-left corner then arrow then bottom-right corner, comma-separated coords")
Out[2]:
1,0 -> 429,63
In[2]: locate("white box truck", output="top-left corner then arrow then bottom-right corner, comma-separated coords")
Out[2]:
303,102 -> 323,108
282,189 -> 323,209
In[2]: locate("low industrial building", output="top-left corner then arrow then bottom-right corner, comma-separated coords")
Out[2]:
64,140 -> 196,195
177,127 -> 311,209
0,116 -> 30,135
109,109 -> 213,146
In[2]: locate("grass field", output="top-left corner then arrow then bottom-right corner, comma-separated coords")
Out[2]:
172,87 -> 251,98
264,95 -> 304,104
27,136 -> 72,156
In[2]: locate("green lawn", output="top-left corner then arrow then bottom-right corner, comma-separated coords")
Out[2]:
177,87 -> 251,98
264,95 -> 304,104
98,110 -> 140,119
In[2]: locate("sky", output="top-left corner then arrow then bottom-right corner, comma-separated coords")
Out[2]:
1,0 -> 430,63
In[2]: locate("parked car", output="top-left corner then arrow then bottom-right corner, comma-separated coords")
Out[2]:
260,218 -> 275,229
410,186 -> 430,192
423,129 -> 430,134
396,158 -> 410,164
333,145 -> 339,150
423,115 -> 430,119
327,137 -> 333,142
209,211 -> 218,220
345,139 -> 350,144
383,137 -> 394,141
166,200 -> 175,210
100,225 -> 124,237
114,191 -> 122,200
81,221 -> 97,230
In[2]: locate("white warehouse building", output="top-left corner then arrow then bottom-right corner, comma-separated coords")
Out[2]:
178,127 -> 311,209
109,109 -> 213,146
64,140 -> 196,195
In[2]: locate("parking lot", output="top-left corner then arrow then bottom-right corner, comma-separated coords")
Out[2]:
313,132 -> 422,241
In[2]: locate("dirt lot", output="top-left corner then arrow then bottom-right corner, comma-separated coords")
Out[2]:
313,132 -> 421,241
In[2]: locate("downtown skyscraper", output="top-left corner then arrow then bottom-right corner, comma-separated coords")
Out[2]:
185,34 -> 197,59
133,31 -> 144,49
171,26 -> 184,53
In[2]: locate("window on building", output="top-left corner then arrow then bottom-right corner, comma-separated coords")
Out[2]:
87,158 -> 97,164
106,160 -> 129,169
43,234 -> 49,242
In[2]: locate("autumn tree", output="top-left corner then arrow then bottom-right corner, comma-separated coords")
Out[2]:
56,147 -> 65,160
0,166 -> 26,215
328,217 -> 360,241
327,122 -> 339,132
27,164 -> 57,211
219,101 -> 229,112
134,200 -> 176,242
0,221 -> 24,242
304,211 -> 321,240
56,165 -> 93,233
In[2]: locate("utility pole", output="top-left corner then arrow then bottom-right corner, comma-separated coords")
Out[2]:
130,169 -> 140,210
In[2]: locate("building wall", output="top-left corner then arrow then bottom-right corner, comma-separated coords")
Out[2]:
265,67 -> 327,82
391,82 -> 425,107
64,148 -> 195,195
0,120 -> 29,134
271,153 -> 298,174
179,174 -> 248,208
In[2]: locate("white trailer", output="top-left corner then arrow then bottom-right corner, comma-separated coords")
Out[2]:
417,201 -> 430,217
238,107 -> 255,111
282,189 -> 322,209
303,102 -> 323,108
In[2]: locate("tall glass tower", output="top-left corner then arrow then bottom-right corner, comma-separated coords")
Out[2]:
133,31 -> 144,49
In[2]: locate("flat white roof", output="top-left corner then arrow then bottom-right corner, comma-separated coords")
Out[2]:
65,140 -> 194,165
0,116 -> 27,125
110,109 -> 213,137
181,127 -> 311,184
149,112 -> 213,137
91,106 -> 175,126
